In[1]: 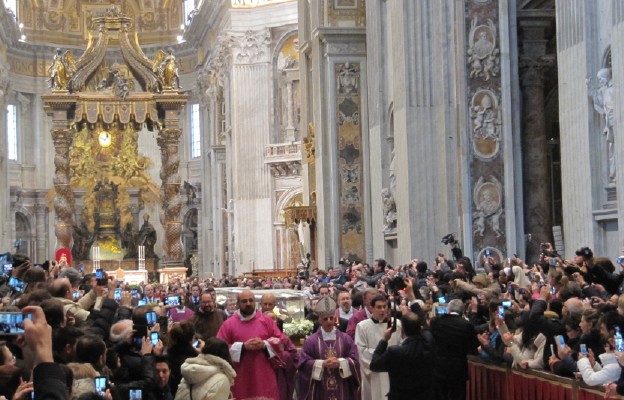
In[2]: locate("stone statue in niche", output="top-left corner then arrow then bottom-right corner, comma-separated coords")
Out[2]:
467,18 -> 500,81
388,146 -> 397,195
473,176 -> 504,237
381,188 -> 397,234
588,67 -> 615,183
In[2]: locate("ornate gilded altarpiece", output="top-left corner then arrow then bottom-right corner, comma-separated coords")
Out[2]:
41,5 -> 188,276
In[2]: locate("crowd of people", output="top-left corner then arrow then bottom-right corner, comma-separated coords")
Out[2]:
3,243 -> 624,399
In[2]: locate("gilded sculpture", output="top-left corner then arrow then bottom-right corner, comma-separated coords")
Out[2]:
153,48 -> 181,90
68,124 -> 159,235
47,48 -> 76,91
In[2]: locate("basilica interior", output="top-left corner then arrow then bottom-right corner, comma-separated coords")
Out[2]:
0,0 -> 622,280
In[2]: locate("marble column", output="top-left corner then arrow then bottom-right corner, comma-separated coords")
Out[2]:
0,62 -> 9,250
51,127 -> 75,250
519,19 -> 556,246
555,0 -> 597,255
157,127 -> 184,264
229,29 -> 274,274
35,204 -> 48,262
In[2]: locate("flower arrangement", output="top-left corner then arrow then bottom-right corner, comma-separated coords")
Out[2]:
283,319 -> 314,338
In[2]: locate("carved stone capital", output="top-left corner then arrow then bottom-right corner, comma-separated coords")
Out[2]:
34,203 -> 48,216
519,55 -> 556,87
51,129 -> 74,148
229,29 -> 272,65
157,128 -> 182,147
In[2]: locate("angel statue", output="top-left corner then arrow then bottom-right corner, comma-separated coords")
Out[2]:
47,48 -> 76,91
153,48 -> 181,90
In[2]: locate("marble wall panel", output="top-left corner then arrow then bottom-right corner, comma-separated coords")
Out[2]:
465,0 -> 506,261
335,62 -> 364,261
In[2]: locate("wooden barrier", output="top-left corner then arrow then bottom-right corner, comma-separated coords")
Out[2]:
467,356 -> 623,400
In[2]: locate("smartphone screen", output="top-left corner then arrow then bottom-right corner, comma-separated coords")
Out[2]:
132,332 -> 143,350
435,305 -> 448,315
129,388 -> 143,400
114,289 -> 122,302
580,344 -> 587,356
498,306 -> 505,319
95,377 -> 107,396
8,277 -> 27,293
556,335 -> 566,349
72,291 -> 80,301
0,312 -> 32,335
145,312 -> 157,329
150,332 -> 159,346
193,339 -> 200,348
550,287 -> 556,295
138,299 -> 147,306
165,295 -> 181,306
616,337 -> 623,352
132,289 -> 138,298
502,300 -> 512,308
438,296 -> 446,305
95,269 -> 104,279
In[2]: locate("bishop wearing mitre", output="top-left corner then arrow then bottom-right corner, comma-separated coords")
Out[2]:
297,296 -> 361,400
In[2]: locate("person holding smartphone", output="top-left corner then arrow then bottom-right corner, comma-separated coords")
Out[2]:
370,311 -> 434,399
430,299 -> 480,400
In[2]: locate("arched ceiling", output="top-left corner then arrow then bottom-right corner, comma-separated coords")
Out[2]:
16,0 -> 184,48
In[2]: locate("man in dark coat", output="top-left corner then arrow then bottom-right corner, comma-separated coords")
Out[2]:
370,311 -> 434,400
430,299 -> 479,400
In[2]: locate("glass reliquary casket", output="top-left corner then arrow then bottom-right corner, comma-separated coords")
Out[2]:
213,288 -> 306,322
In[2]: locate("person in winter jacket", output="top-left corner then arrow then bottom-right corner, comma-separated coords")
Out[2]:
175,338 -> 236,400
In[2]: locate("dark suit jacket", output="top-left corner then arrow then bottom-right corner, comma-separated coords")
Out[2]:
528,299 -> 566,366
430,313 -> 479,382
370,335 -> 435,400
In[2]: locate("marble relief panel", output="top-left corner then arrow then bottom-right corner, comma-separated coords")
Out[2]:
470,88 -> 501,160
465,0 -> 506,258
335,62 -> 365,261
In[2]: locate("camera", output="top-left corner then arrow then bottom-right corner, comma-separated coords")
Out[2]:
387,276 -> 407,293
441,233 -> 456,245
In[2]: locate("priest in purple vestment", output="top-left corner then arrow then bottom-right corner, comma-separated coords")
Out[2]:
298,296 -> 361,400
216,290 -> 285,400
